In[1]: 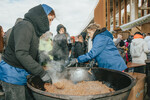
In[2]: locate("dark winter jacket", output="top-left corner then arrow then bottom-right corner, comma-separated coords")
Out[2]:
74,42 -> 84,58
2,5 -> 50,77
4,18 -> 23,48
81,32 -> 87,41
77,28 -> 127,71
81,32 -> 88,53
50,34 -> 69,61
119,40 -> 125,47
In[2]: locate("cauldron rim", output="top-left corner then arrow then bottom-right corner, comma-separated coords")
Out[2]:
27,67 -> 136,99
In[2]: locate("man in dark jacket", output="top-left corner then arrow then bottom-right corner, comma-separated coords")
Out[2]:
0,4 -> 55,100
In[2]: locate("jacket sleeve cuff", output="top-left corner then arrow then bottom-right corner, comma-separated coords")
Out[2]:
77,58 -> 81,63
39,70 -> 47,78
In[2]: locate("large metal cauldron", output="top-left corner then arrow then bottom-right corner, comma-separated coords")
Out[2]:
27,67 -> 136,100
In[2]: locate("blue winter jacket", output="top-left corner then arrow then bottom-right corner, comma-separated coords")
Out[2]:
0,60 -> 29,85
77,30 -> 127,71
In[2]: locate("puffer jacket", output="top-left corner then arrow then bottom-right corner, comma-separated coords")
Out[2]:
144,36 -> 150,50
77,28 -> 127,71
130,38 -> 149,64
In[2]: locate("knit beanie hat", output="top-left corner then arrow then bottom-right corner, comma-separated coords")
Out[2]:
42,4 -> 53,15
134,32 -> 143,36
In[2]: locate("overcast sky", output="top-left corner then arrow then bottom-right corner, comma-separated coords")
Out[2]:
0,0 -> 99,36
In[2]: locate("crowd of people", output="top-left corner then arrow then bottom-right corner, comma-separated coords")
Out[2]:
113,32 -> 150,64
0,4 -> 150,100
1,13 -> 150,72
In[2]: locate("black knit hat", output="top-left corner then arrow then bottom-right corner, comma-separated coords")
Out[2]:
134,32 -> 143,36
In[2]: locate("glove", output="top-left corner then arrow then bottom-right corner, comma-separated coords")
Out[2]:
41,72 -> 52,83
63,59 -> 71,68
67,58 -> 77,67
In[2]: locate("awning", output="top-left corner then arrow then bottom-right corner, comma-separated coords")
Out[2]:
120,14 -> 150,31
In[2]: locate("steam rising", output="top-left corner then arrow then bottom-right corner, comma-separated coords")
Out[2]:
45,61 -> 68,83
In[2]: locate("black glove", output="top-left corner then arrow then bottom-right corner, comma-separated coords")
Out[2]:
63,59 -> 71,68
41,73 -> 52,83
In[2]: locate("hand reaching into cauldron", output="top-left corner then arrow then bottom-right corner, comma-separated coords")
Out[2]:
64,58 -> 77,67
41,72 -> 52,83
86,59 -> 96,68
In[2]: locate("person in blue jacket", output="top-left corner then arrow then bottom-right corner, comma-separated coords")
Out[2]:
69,23 -> 127,71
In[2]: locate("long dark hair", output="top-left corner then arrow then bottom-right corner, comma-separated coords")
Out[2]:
48,10 -> 56,17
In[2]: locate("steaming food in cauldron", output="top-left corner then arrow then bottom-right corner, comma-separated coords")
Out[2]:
27,67 -> 135,100
40,61 -> 115,96
44,79 -> 114,96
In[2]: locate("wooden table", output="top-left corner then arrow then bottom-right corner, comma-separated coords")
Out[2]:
127,62 -> 146,68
